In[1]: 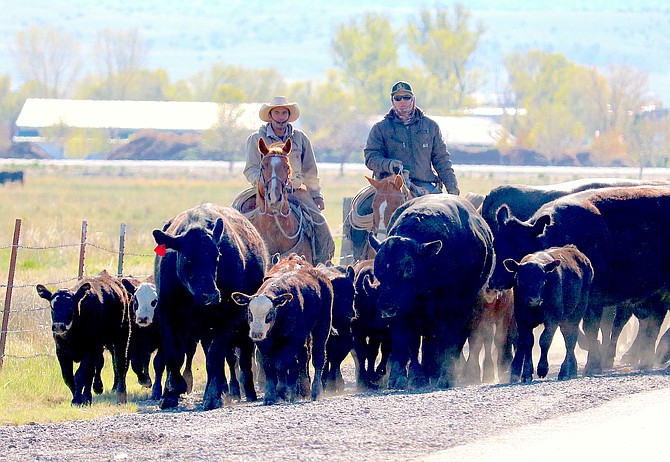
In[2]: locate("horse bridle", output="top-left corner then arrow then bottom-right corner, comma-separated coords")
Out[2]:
259,153 -> 292,217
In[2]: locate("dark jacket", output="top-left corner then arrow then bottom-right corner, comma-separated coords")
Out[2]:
364,107 -> 459,194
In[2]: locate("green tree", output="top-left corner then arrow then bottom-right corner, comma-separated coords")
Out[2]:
330,12 -> 403,114
0,76 -> 23,149
406,4 -> 485,111
11,24 -> 82,98
290,72 -> 369,164
504,50 -> 593,161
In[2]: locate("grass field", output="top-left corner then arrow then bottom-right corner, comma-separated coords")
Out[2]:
0,161 -> 653,425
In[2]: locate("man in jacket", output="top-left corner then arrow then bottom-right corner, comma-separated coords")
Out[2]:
364,81 -> 460,196
243,96 -> 335,264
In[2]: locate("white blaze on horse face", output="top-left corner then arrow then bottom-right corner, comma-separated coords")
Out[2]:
134,282 -> 157,327
248,295 -> 274,341
377,199 -> 389,235
267,156 -> 284,205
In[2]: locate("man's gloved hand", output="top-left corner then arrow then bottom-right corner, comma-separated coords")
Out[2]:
447,186 -> 460,196
387,159 -> 404,174
313,196 -> 325,211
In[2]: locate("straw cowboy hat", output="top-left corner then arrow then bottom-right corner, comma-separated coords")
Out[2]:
259,96 -> 300,123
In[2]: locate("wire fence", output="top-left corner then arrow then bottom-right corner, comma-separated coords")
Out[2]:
0,218 -> 155,367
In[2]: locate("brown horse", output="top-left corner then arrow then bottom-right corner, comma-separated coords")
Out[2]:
249,138 -> 314,263
344,173 -> 415,262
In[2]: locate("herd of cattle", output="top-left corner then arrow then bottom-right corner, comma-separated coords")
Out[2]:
35,177 -> 670,409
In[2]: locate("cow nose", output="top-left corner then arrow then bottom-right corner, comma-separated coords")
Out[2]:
52,323 -> 67,334
136,317 -> 150,327
381,306 -> 398,319
250,330 -> 265,341
527,297 -> 543,307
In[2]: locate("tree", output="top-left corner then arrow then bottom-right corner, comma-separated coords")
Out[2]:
330,12 -> 403,114
87,28 -> 149,99
11,24 -> 82,98
188,64 -> 286,103
290,72 -> 369,164
406,4 -> 485,111
504,50 -> 593,161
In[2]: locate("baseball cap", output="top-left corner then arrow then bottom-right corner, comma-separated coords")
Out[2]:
390,81 -> 414,96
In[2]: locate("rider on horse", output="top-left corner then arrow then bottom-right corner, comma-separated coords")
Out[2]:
241,96 -> 335,265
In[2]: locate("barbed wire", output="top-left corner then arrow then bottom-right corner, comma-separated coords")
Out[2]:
1,353 -> 55,359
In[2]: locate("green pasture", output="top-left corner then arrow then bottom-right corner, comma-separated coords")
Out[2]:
0,162 -> 620,425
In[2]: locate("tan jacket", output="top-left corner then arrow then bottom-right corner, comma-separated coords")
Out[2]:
244,124 -> 323,199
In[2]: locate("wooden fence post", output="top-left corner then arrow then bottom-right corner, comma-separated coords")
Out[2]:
78,220 -> 87,280
0,218 -> 22,369
117,223 -> 126,277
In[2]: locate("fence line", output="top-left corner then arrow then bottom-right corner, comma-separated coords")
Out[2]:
0,219 -> 155,367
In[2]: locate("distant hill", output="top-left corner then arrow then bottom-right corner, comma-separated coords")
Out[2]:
2,0 -> 669,102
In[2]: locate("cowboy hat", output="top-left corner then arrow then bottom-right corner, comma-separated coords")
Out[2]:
259,96 -> 300,123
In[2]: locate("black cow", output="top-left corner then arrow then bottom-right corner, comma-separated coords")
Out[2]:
350,259 -> 392,390
503,245 -> 594,382
153,203 -> 268,410
231,264 -> 333,405
369,194 -> 495,389
490,186 -> 670,374
315,263 -> 356,393
36,269 -> 131,406
0,170 -> 24,185
481,178 -> 669,234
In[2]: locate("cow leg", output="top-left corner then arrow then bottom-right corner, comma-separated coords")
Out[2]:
72,353 -> 97,406
495,317 -> 514,382
637,306 -> 666,369
657,327 -> 670,365
93,352 -> 105,395
409,333 -> 428,388
158,317 -> 188,410
537,323 -> 557,379
110,341 -> 129,405
582,302 -> 603,375
511,325 -> 534,383
225,349 -> 241,401
151,350 -> 165,401
56,348 -> 76,398
376,331 -> 392,382
203,335 -> 229,411
387,324 -> 411,389
463,332 -> 483,385
604,305 -> 633,369
621,318 -> 645,365
131,350 -> 152,389
237,335 -> 258,402
559,322 -> 579,380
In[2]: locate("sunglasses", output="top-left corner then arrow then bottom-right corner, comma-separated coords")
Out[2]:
393,95 -> 413,101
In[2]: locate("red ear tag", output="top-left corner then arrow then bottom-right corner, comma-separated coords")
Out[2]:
154,244 -> 167,256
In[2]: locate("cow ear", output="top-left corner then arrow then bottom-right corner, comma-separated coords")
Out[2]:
368,232 -> 382,251
273,293 -> 293,307
496,205 -> 511,227
532,215 -> 551,237
121,278 -> 137,295
153,229 -> 179,252
543,259 -> 560,273
420,240 -> 442,256
362,273 -> 376,295
231,292 -> 252,306
36,284 -> 53,301
282,138 -> 292,155
212,218 -> 224,243
503,258 -> 520,273
271,253 -> 281,265
346,265 -> 355,282
74,282 -> 91,302
258,137 -> 269,154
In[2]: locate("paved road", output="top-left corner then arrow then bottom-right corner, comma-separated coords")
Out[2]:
420,386 -> 670,461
